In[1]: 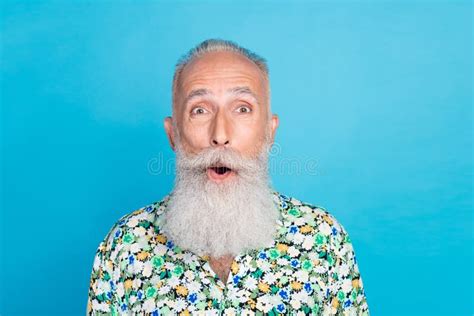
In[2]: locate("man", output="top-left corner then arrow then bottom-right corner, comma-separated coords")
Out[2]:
87,39 -> 370,315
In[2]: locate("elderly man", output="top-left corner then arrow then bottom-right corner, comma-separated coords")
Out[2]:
87,39 -> 370,315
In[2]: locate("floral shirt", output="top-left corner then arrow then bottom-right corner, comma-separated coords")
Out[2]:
87,191 -> 370,315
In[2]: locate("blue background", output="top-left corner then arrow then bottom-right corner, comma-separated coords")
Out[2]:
1,1 -> 472,315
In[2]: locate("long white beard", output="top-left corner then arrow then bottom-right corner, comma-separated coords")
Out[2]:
161,141 -> 279,258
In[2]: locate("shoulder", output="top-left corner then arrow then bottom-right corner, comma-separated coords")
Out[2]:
94,195 -> 171,259
276,192 -> 344,231
275,192 -> 353,249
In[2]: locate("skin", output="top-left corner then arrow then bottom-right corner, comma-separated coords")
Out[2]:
164,51 -> 279,283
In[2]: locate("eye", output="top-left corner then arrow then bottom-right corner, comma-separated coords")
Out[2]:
190,106 -> 208,116
236,105 -> 252,113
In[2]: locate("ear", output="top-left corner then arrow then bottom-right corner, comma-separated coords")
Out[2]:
164,116 -> 176,151
269,113 -> 279,143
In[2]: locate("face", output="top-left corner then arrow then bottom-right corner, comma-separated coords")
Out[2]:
164,51 -> 279,183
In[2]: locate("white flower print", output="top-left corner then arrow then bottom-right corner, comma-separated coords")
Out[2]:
302,235 -> 315,250
91,301 -> 109,312
126,217 -> 139,228
158,285 -> 170,295
287,246 -> 300,258
291,198 -> 302,206
209,284 -> 223,300
182,252 -> 196,265
257,258 -> 271,272
153,243 -> 167,256
290,298 -> 301,310
294,270 -> 309,283
315,264 -> 328,274
299,205 -> 312,213
96,280 -> 110,294
293,290 -> 309,304
256,294 -> 273,313
224,307 -> 237,316
143,298 -> 156,312
263,272 -> 277,284
319,221 -> 332,236
293,232 -> 305,244
164,262 -> 175,270
116,282 -> 124,298
130,242 -> 142,253
276,258 -> 289,266
173,297 -> 186,312
142,261 -> 153,278
342,278 -> 353,293
184,270 -> 195,281
167,275 -> 180,287
186,280 -> 201,293
240,308 -> 255,316
243,276 -> 258,291
133,226 -> 147,237
226,286 -> 240,302
132,278 -> 142,289
294,217 -> 306,226
339,263 -> 350,277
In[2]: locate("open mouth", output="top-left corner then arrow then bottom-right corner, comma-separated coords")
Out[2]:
207,164 -> 234,181
210,166 -> 231,175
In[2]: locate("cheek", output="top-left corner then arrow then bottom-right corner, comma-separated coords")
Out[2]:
180,124 -> 210,150
233,121 -> 267,154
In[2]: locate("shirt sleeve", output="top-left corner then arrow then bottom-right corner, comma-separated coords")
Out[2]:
320,221 -> 370,316
86,225 -> 124,315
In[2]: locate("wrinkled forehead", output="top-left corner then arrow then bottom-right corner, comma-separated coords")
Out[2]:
176,51 -> 268,102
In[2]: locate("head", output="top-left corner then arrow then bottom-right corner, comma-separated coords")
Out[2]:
165,38 -> 279,158
161,39 -> 280,258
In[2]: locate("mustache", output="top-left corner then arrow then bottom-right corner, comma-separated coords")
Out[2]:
175,145 -> 269,174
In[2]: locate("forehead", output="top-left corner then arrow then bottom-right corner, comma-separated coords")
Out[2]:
177,51 -> 267,96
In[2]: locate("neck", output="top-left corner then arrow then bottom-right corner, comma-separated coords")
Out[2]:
208,254 -> 235,284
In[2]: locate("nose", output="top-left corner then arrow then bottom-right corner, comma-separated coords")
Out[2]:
210,109 -> 231,147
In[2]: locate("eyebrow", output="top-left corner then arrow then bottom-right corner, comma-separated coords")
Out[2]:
183,86 -> 260,107
228,86 -> 260,104
183,88 -> 211,106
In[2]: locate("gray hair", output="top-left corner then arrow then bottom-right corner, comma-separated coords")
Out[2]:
171,39 -> 270,115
